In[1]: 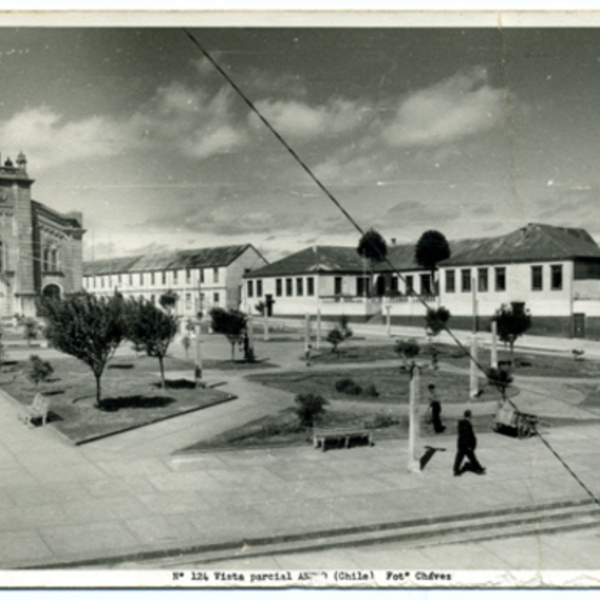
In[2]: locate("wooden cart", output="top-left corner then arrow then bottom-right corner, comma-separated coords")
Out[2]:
494,403 -> 538,439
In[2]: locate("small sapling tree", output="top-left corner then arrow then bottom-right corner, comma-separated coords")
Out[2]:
39,292 -> 126,409
394,338 -> 420,374
125,298 -> 179,388
326,316 -> 353,356
26,355 -> 54,392
494,303 -> 532,365
295,393 -> 328,428
486,366 -> 514,407
159,290 -> 179,314
425,306 -> 451,340
210,307 -> 247,362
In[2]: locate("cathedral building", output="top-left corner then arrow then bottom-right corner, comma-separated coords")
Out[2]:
0,152 -> 84,318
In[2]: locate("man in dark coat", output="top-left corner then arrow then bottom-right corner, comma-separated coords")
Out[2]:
453,410 -> 486,476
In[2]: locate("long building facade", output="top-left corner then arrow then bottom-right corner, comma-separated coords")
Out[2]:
0,152 -> 84,318
83,244 -> 267,319
242,223 -> 600,339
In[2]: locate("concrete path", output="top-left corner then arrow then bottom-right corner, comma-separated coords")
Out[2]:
0,326 -> 599,571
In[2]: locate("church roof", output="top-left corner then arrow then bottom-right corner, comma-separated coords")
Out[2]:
83,244 -> 260,276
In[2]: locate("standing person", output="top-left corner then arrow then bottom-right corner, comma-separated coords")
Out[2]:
427,384 -> 446,433
305,343 -> 313,367
453,410 -> 486,476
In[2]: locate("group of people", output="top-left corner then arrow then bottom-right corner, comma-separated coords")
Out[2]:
426,384 -> 486,476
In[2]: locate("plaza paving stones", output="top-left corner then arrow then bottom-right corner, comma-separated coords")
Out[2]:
1,329 -> 600,571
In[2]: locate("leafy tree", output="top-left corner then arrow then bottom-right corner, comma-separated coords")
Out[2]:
23,318 -> 39,347
26,355 -> 54,392
425,306 -> 451,339
415,230 -> 451,294
295,393 -> 328,428
159,290 -> 179,314
255,300 -> 266,316
210,307 -> 247,361
357,228 -> 388,297
494,303 -> 532,364
39,292 -> 126,409
125,298 -> 179,388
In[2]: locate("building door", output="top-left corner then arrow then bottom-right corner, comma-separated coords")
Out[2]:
265,294 -> 274,317
573,313 -> 585,338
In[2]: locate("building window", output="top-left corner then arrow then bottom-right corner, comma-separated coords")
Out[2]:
185,293 -> 192,310
213,268 -> 219,283
334,277 -> 343,296
247,280 -> 254,298
213,292 -> 220,304
461,269 -> 471,292
531,266 -> 543,291
405,275 -> 414,295
43,248 -> 49,271
161,271 -> 167,285
51,248 -> 58,271
357,277 -> 370,297
200,269 -> 204,284
129,273 -> 133,286
286,278 -> 293,296
150,272 -> 155,285
173,270 -> 178,284
446,270 -> 455,293
256,280 -> 263,297
186,268 -> 191,284
307,277 -> 315,296
478,268 -> 488,292
420,274 -> 432,296
551,265 -> 563,291
117,274 -> 122,285
390,276 -> 398,293
296,278 -> 303,296
276,279 -> 282,297
150,294 -> 156,305
495,267 -> 506,291
139,273 -> 144,286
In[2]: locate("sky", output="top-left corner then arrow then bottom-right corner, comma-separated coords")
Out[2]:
1,24 -> 600,261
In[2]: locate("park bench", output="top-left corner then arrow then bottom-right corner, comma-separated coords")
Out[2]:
19,393 -> 50,428
313,426 -> 373,451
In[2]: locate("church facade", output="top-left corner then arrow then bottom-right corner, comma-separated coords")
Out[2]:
0,152 -> 84,319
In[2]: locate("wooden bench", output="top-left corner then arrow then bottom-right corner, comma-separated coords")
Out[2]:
19,393 -> 50,428
313,427 -> 373,452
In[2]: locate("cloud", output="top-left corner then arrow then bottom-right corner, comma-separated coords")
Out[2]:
250,97 -> 368,140
383,67 -> 504,148
0,108 -> 129,170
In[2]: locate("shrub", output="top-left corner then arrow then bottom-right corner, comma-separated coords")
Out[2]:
370,413 -> 400,429
364,383 -> 379,397
335,377 -> 362,395
295,393 -> 328,428
26,355 -> 54,391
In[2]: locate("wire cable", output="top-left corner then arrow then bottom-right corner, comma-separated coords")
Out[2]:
183,28 -> 600,506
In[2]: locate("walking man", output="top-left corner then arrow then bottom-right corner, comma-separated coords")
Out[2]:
427,384 -> 446,433
453,410 -> 486,476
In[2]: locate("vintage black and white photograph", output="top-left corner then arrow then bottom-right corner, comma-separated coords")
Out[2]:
0,10 -> 598,586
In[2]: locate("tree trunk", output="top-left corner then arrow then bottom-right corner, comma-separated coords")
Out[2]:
159,356 -> 166,389
94,373 -> 102,409
510,341 -> 515,367
231,342 -> 235,362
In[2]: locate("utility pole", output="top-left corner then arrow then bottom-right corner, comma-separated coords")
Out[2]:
407,364 -> 421,473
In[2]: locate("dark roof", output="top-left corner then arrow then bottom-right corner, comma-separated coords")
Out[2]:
84,245 -> 260,276
442,223 -> 600,267
245,246 -> 367,278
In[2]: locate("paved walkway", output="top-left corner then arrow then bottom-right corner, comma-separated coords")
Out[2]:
0,327 -> 599,570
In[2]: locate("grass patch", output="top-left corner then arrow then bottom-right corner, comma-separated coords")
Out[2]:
0,354 -> 235,444
312,341 -> 600,378
248,367 -> 505,405
178,405 -> 500,452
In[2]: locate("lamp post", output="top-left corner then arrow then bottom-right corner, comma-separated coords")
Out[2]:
193,319 -> 203,388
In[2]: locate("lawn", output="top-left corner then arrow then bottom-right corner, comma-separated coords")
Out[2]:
312,340 -> 600,378
247,367 -> 506,405
0,354 -> 235,445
